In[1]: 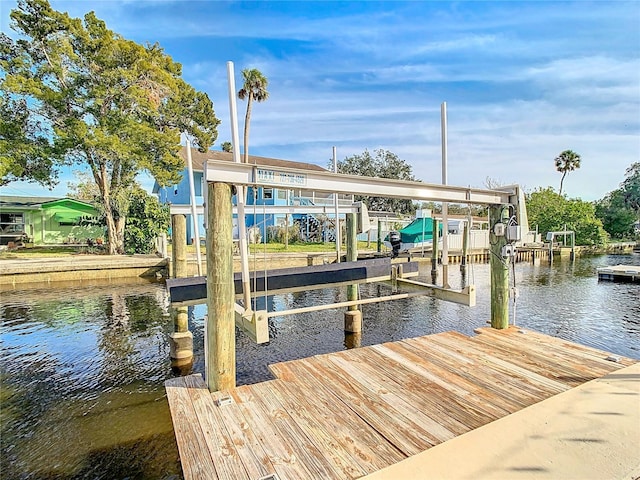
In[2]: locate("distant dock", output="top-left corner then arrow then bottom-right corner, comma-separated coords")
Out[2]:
597,264 -> 640,283
165,327 -> 637,480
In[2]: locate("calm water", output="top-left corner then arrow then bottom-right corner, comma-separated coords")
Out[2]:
1,254 -> 638,479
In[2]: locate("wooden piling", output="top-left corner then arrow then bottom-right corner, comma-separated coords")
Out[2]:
489,205 -> 509,329
345,213 -> 362,333
170,214 -> 193,368
431,218 -> 439,281
461,223 -> 469,271
171,214 -> 187,279
205,182 -> 236,391
170,305 -> 193,369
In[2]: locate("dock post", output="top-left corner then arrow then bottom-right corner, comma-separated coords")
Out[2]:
431,218 -> 439,283
171,214 -> 188,278
344,213 -> 362,333
377,219 -> 382,253
169,214 -> 192,370
461,222 -> 469,272
489,204 -> 509,329
170,306 -> 193,372
206,182 -> 236,391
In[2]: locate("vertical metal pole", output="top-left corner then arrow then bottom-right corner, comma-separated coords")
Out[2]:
333,146 -> 341,263
186,139 -> 203,276
421,216 -> 426,257
227,61 -> 252,310
441,102 -> 450,288
377,219 -> 382,253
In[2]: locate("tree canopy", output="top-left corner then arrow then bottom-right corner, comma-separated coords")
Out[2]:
335,149 -> 417,215
1,0 -> 219,254
0,95 -> 56,186
554,149 -> 581,196
526,187 -> 607,245
594,162 -> 640,239
620,162 -> 640,215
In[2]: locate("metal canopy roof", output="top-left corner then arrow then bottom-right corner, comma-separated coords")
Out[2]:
204,160 -> 515,206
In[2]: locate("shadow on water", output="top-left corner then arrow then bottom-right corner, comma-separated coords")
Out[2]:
1,254 -> 638,479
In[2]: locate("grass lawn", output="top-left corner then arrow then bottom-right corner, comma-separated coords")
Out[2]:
0,241 -> 382,260
246,241 -> 377,254
0,246 -> 87,259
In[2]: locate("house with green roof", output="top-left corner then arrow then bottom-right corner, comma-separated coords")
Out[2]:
0,196 -> 104,246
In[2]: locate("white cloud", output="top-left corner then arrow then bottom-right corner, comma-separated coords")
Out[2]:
2,0 -> 638,204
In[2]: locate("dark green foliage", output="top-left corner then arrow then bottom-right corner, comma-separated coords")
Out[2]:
0,95 -> 56,186
1,0 -> 219,254
124,186 -> 169,254
526,187 -> 607,245
595,163 -> 640,239
620,162 -> 640,214
335,149 -> 417,215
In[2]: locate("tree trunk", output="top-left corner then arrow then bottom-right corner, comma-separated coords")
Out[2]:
559,172 -> 567,196
115,216 -> 126,254
104,207 -> 126,254
105,210 -> 118,255
243,93 -> 253,164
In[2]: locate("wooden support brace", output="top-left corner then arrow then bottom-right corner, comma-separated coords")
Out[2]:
396,277 -> 476,306
234,304 -> 269,344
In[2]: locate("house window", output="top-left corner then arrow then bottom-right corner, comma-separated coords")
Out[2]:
0,213 -> 25,244
277,189 -> 287,200
262,188 -> 273,200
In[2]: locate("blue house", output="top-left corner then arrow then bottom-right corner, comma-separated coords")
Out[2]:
153,147 -> 337,243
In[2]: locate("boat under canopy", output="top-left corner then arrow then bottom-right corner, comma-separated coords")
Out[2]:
385,217 -> 443,251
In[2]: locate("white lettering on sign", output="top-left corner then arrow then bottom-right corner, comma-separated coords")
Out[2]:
256,168 -> 307,186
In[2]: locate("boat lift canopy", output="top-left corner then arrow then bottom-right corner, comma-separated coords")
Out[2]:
204,160 -> 517,206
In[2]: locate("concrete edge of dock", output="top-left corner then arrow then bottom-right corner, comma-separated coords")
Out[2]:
0,254 -> 169,287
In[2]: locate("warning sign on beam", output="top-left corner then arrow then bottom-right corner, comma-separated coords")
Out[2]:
256,168 -> 307,187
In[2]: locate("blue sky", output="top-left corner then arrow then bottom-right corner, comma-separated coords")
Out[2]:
1,0 -> 639,202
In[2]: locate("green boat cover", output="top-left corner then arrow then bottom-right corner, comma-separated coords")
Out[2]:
397,218 -> 442,243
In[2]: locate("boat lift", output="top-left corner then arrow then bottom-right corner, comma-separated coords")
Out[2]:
191,159 -> 522,345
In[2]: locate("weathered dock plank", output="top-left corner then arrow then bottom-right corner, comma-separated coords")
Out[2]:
165,327 -> 637,480
270,361 -> 405,472
481,326 -> 636,366
182,375 -> 249,480
164,376 -> 219,479
473,327 -> 619,381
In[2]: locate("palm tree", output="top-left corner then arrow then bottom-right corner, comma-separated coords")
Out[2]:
555,150 -> 581,195
238,68 -> 269,163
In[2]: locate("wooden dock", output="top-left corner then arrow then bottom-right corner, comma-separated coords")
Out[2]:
165,327 -> 636,480
597,264 -> 640,282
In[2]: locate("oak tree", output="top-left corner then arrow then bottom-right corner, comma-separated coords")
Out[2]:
335,148 -> 417,215
1,0 -> 219,253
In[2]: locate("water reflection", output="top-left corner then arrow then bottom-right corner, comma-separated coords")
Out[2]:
0,254 -> 638,479
1,278 -> 180,480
